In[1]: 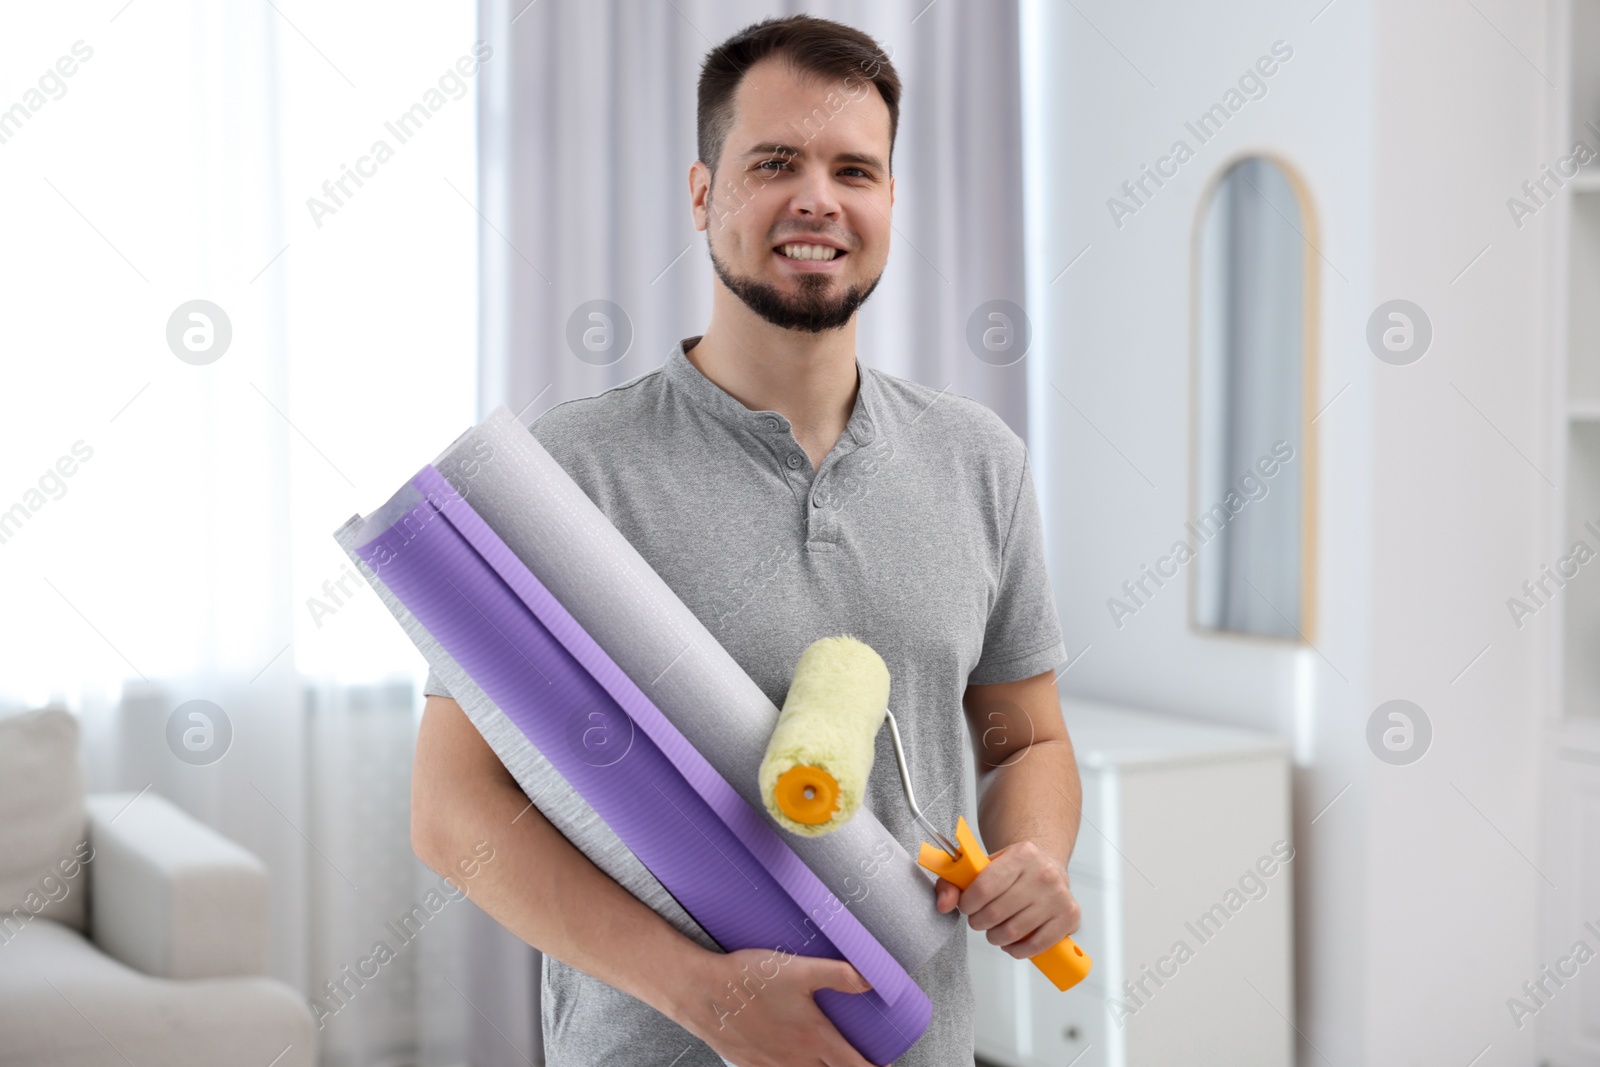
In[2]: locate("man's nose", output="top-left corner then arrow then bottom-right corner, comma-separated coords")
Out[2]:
790,167 -> 843,219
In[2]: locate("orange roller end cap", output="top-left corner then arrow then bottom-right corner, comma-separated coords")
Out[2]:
774,764 -> 841,825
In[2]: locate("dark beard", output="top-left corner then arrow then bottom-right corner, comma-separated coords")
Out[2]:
707,241 -> 882,334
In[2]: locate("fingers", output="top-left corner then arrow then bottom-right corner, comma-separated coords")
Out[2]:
806,963 -> 876,1067
820,1027 -> 877,1067
960,862 -> 1078,961
955,853 -> 1025,917
984,899 -> 1053,950
806,958 -> 874,996
964,875 -> 1033,930
973,886 -> 1053,933
1008,915 -> 1074,958
822,1051 -> 873,1067
703,951 -> 879,1067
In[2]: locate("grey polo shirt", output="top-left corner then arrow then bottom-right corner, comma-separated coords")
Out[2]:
424,335 -> 1067,1066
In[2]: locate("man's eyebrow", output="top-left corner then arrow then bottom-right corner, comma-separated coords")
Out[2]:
742,142 -> 886,172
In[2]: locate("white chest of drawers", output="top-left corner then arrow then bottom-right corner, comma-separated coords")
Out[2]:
968,697 -> 1295,1067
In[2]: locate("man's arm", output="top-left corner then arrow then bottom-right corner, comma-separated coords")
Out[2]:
932,668 -> 1083,959
410,694 -> 876,1067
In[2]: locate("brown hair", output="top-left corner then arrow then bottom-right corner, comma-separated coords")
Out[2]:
697,14 -> 901,180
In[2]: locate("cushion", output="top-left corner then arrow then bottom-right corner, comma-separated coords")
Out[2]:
0,707 -> 88,934
0,918 -> 314,1067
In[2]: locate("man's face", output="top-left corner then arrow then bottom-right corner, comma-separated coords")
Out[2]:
694,58 -> 895,334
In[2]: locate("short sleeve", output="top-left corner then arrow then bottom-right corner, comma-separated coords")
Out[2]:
967,449 -> 1068,685
422,666 -> 453,699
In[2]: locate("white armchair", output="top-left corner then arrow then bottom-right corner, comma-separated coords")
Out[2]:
0,707 -> 316,1067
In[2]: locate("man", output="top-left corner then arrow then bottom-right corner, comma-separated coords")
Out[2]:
410,14 -> 1083,1066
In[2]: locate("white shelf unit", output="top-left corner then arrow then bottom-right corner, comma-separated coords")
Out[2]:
1545,3 -> 1600,1065
970,698 -> 1293,1067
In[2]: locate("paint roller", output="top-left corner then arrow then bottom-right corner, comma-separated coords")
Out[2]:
759,635 -> 1092,992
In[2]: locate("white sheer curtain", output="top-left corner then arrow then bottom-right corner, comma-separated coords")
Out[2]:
0,2 -> 509,1065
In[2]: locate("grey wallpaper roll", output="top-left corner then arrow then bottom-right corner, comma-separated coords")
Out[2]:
376,404 -> 955,973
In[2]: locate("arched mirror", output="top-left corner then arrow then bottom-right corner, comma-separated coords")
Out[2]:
1191,156 -> 1317,641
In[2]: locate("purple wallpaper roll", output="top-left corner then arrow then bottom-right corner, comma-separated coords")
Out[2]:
353,466 -> 931,1065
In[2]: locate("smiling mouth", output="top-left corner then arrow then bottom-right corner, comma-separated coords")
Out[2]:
775,243 -> 846,262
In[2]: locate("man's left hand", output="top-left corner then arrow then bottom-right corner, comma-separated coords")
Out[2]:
934,839 -> 1081,960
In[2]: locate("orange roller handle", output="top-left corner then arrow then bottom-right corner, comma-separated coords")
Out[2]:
916,815 -> 1092,992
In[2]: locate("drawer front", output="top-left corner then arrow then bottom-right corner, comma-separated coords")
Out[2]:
1026,974 -> 1111,1067
968,887 -> 1116,1067
1063,873 -> 1109,994
969,922 -> 1021,1062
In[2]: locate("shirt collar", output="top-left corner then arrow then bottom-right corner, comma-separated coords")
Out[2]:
664,335 -> 879,446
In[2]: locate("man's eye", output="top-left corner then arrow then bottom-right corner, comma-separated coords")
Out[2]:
758,158 -> 792,172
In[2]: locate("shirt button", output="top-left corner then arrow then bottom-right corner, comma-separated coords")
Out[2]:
764,417 -> 780,430
787,453 -> 804,469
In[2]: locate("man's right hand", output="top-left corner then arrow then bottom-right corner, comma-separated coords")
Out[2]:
672,946 -> 879,1067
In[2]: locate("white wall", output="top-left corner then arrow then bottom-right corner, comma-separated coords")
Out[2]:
1022,0 -> 1548,1061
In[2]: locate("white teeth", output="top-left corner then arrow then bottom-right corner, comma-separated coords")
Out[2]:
779,243 -> 840,261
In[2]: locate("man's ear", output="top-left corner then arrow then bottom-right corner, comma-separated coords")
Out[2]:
889,173 -> 895,208
690,159 -> 711,233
